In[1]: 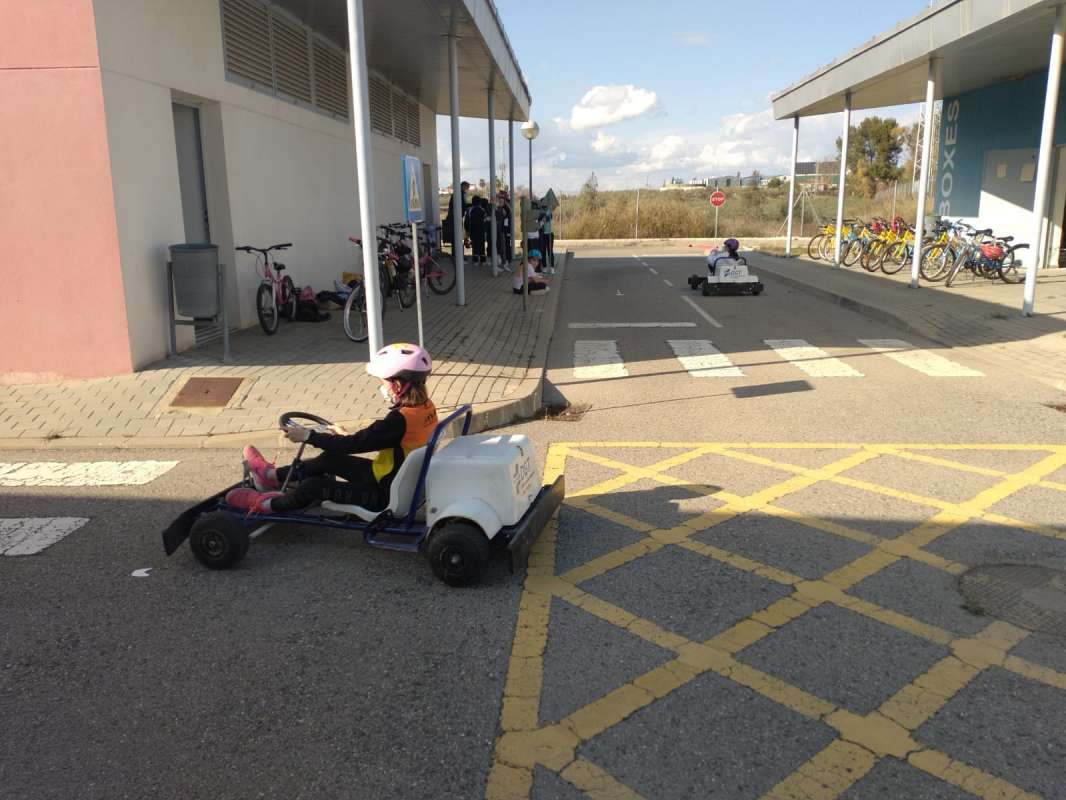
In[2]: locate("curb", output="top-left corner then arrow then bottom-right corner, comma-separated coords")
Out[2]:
0,253 -> 570,452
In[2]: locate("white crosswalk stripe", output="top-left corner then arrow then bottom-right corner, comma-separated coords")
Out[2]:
574,341 -> 628,379
1,518 -> 90,556
858,339 -> 984,377
764,339 -> 864,377
668,340 -> 744,377
0,460 -> 178,487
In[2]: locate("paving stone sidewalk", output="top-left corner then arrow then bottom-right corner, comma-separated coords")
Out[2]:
0,255 -> 566,447
745,251 -> 1066,389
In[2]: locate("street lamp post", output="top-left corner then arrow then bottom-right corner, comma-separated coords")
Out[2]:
520,120 -> 539,199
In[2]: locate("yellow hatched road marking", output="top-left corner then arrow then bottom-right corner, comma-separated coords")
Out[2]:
487,443 -> 1066,800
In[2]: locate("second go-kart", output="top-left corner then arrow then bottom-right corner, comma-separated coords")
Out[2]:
688,253 -> 764,296
161,405 -> 564,586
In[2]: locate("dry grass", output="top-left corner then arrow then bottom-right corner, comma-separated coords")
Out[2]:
555,186 -> 919,240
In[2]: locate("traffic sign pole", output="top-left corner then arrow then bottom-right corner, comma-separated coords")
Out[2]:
709,191 -> 725,238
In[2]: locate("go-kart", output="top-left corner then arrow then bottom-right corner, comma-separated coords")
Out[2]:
688,254 -> 764,296
161,405 -> 565,586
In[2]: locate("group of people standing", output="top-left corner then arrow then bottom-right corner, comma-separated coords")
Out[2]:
442,181 -> 555,278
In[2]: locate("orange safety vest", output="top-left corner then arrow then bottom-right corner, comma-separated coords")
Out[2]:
371,402 -> 438,483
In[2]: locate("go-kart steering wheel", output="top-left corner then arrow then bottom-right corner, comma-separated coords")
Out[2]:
276,412 -> 334,494
278,411 -> 333,433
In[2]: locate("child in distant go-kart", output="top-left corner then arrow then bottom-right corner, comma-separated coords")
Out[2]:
707,237 -> 741,275
226,343 -> 438,515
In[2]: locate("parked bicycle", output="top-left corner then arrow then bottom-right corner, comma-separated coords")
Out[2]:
236,243 -> 296,335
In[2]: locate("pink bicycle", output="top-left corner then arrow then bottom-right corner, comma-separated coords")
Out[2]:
237,243 -> 296,335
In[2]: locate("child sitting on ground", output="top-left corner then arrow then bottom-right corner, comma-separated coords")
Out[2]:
513,249 -> 550,295
226,343 -> 438,514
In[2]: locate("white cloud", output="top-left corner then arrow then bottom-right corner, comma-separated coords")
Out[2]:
570,84 -> 659,130
590,131 -> 620,153
632,134 -> 688,173
681,32 -> 710,46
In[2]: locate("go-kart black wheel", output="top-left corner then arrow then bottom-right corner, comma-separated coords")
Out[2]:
702,283 -> 718,296
426,521 -> 491,586
190,511 -> 249,570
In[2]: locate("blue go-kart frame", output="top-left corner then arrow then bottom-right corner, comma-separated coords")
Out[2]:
161,404 -> 565,584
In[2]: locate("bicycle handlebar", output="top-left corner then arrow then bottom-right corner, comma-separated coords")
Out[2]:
236,243 -> 291,254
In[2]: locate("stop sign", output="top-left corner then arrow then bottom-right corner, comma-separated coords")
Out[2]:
710,191 -> 726,207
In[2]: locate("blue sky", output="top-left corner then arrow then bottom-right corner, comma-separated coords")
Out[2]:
438,0 -> 933,192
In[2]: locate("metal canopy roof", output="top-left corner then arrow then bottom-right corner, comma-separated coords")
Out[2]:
271,0 -> 531,120
772,0 -> 1059,120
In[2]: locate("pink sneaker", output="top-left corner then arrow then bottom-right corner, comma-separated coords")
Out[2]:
242,445 -> 279,491
225,487 -> 282,515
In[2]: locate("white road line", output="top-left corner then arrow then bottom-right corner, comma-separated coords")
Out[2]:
648,267 -> 659,274
680,295 -> 724,328
569,322 -> 697,329
765,339 -> 864,377
574,341 -> 628,379
0,460 -> 179,487
1,518 -> 90,556
668,340 -> 744,377
858,339 -> 984,377
663,279 -> 675,287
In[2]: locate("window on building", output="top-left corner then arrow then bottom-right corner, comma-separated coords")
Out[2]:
220,0 -> 349,121
367,75 -> 422,148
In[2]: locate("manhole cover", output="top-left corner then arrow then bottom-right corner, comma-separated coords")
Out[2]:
958,564 -> 1066,638
171,377 -> 243,408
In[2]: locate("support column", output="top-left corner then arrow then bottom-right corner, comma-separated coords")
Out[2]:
785,116 -> 799,257
1025,4 -> 1066,316
487,85 -> 498,276
509,116 -> 516,268
833,92 -> 851,266
448,31 -> 465,305
345,0 -> 383,351
911,58 -> 941,288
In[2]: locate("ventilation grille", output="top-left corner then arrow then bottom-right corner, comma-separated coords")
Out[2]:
271,12 -> 311,103
222,0 -> 273,88
367,75 -> 420,147
312,37 -> 349,118
221,0 -> 348,121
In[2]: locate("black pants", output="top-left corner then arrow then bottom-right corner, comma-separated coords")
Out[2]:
272,452 -> 388,512
514,282 -> 548,294
544,233 -> 555,267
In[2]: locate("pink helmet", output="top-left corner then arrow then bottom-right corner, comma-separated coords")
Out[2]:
366,342 -> 432,382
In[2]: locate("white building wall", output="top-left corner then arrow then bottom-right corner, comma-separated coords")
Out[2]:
92,0 -> 439,368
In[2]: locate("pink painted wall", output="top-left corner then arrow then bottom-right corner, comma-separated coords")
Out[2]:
0,0 -> 132,383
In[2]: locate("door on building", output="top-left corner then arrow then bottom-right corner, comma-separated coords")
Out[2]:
172,103 -> 211,243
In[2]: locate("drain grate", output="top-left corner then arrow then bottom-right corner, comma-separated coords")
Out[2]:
958,564 -> 1066,638
171,377 -> 244,408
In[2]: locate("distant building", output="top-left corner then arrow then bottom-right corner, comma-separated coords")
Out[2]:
794,161 -> 841,190
660,177 -> 709,191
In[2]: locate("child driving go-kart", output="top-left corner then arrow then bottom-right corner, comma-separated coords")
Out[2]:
227,343 -> 438,515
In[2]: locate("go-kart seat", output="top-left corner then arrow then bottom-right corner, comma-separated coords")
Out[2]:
320,446 -> 427,520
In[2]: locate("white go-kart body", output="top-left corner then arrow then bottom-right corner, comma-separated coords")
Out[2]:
689,254 -> 764,296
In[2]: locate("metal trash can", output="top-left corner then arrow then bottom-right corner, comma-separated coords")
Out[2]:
169,243 -> 220,318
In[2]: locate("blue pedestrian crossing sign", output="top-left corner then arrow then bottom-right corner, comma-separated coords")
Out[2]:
402,155 -> 424,223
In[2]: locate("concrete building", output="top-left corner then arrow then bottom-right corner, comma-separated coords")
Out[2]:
773,0 -> 1066,313
2,0 -> 529,383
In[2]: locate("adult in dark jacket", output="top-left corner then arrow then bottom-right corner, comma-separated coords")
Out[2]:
466,196 -> 487,265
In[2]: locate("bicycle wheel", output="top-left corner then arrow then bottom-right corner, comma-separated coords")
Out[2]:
860,241 -> 882,271
881,243 -> 908,275
998,244 -> 1028,284
843,239 -> 862,267
395,271 -> 416,309
280,276 -> 297,320
342,284 -> 368,343
920,244 -> 953,282
257,283 -> 278,334
426,251 -> 456,294
807,235 -> 824,260
819,235 -> 834,261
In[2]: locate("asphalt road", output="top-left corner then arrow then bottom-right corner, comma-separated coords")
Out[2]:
3,251 -> 1066,800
